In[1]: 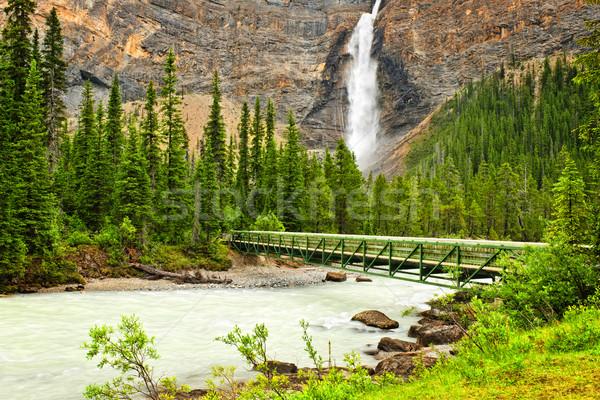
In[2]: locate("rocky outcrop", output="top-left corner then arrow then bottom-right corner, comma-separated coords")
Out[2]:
351,310 -> 399,329
371,0 -> 600,174
15,0 -> 599,168
377,337 -> 422,353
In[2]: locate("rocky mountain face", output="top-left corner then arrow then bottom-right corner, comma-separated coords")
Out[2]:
16,0 -> 600,172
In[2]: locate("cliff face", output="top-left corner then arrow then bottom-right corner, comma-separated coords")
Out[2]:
25,0 -> 370,149
372,0 -> 598,173
15,0 -> 600,168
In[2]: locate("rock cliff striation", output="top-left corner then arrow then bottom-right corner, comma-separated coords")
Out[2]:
12,0 -> 600,170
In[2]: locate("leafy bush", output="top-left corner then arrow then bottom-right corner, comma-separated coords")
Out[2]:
545,304 -> 600,353
251,213 -> 285,232
82,314 -> 189,400
495,233 -> 600,326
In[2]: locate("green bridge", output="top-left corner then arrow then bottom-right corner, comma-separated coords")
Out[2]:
229,231 -> 547,289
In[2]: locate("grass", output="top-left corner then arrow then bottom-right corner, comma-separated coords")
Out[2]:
362,304 -> 600,400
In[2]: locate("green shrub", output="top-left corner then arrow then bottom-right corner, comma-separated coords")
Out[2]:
251,213 -> 285,232
545,304 -> 600,353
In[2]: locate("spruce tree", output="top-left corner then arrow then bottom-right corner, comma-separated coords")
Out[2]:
249,96 -> 264,187
12,61 -> 54,254
203,70 -> 227,182
551,155 -> 589,243
278,110 -> 304,231
235,102 -> 251,200
105,74 -> 124,170
41,7 -> 67,172
331,138 -> 366,234
140,81 -> 161,191
158,49 -> 190,242
71,81 -> 96,204
2,0 -> 36,101
262,98 -> 278,214
115,122 -> 152,243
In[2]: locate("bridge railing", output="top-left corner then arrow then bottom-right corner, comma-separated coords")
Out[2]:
229,231 -> 547,288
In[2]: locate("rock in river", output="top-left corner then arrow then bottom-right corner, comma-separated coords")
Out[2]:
351,310 -> 399,329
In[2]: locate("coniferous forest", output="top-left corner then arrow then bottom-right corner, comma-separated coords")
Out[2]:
1,0 -> 600,292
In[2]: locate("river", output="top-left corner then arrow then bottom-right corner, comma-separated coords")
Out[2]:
0,277 -> 447,400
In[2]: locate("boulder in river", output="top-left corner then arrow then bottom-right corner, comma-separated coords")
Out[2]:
375,354 -> 438,380
377,337 -> 422,353
325,271 -> 347,282
416,324 -> 464,346
355,276 -> 372,282
265,360 -> 298,374
351,310 -> 399,329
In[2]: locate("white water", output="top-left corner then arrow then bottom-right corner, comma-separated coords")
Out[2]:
346,0 -> 382,170
0,277 -> 447,400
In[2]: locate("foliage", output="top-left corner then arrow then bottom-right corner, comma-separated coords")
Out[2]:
215,324 -> 271,376
250,213 -> 285,232
495,235 -> 600,326
82,314 -> 189,400
299,319 -> 324,373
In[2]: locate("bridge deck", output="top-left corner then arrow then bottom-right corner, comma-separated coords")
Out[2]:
230,231 -> 546,289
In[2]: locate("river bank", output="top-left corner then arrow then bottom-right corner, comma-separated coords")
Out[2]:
37,253 -> 357,292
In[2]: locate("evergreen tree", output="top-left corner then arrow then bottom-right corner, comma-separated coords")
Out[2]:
140,81 -> 161,192
12,61 -> 54,254
31,28 -> 40,68
262,98 -> 278,214
192,141 -> 220,244
278,110 -> 304,231
158,49 -> 189,242
551,155 -> 589,243
203,70 -> 227,182
303,155 -> 333,233
105,74 -> 124,170
235,102 -> 250,200
249,96 -> 264,187
2,0 -> 36,101
331,138 -> 366,234
41,7 -> 67,172
71,81 -> 96,203
115,122 -> 152,243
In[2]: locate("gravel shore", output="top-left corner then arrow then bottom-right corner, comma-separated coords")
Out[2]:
39,253 -> 332,293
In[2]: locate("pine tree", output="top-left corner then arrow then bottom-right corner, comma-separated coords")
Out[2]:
235,102 -> 251,200
2,0 -> 36,101
115,122 -> 152,243
249,96 -> 264,187
262,98 -> 278,214
303,154 -> 333,233
31,28 -> 40,68
13,61 -> 54,254
278,110 -> 305,231
192,141 -> 220,244
331,138 -> 366,234
105,74 -> 124,170
41,7 -> 67,172
203,70 -> 227,182
140,81 -> 161,191
551,155 -> 589,243
158,49 -> 190,242
71,81 -> 96,203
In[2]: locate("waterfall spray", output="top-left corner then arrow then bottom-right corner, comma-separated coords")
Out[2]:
346,0 -> 382,170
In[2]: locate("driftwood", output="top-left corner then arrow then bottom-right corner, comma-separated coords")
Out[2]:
129,263 -> 232,284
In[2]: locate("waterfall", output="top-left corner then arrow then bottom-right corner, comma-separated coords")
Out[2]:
346,0 -> 382,170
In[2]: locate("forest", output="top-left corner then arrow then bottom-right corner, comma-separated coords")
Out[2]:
1,0 -> 599,292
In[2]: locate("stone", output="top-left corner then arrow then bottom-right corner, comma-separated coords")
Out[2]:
355,276 -> 372,282
407,325 -> 421,338
351,310 -> 399,329
325,271 -> 347,282
265,360 -> 298,374
416,324 -> 465,347
375,354 -> 438,381
377,337 -> 422,353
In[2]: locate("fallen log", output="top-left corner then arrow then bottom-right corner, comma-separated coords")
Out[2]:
129,263 -> 232,284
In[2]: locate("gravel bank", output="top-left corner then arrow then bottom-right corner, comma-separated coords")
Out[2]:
39,254 -> 334,293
